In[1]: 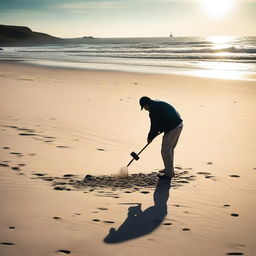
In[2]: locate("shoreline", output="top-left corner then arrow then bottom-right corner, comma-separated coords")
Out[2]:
1,59 -> 256,82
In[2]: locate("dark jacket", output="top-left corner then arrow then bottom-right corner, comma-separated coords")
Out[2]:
148,100 -> 182,141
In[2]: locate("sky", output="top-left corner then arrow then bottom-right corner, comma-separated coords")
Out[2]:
0,0 -> 255,38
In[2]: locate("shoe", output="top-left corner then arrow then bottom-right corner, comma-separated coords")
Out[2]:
157,173 -> 172,179
158,170 -> 175,178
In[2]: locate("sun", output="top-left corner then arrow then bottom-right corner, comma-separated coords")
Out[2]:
201,0 -> 234,18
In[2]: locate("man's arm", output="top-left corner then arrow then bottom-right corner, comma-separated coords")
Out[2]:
147,112 -> 159,143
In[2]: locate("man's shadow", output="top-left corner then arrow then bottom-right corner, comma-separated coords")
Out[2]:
103,178 -> 171,243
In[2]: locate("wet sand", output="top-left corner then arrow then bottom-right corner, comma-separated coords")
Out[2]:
0,62 -> 256,256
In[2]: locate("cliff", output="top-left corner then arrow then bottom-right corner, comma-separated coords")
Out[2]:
0,25 -> 62,46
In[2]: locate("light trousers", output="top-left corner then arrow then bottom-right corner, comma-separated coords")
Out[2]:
161,125 -> 183,177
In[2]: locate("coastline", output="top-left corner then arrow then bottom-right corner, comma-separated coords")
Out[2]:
1,59 -> 256,82
0,61 -> 256,256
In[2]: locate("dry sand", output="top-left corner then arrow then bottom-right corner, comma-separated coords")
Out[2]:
0,62 -> 256,256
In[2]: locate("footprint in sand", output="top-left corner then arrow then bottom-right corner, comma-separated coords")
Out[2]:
54,186 -> 65,190
226,253 -> 244,255
140,191 -> 150,194
197,172 -> 211,175
98,207 -> 108,211
44,136 -> 56,139
182,228 -> 191,231
19,133 -> 37,136
17,78 -> 34,81
0,163 -> 9,167
3,125 -> 18,129
230,213 -> 239,217
163,223 -> 172,225
229,175 -> 240,178
53,217 -> 62,220
44,177 -> 54,181
205,175 -> 215,179
206,162 -> 213,165
33,173 -> 46,177
9,227 -> 15,229
0,242 -> 15,246
177,180 -> 190,183
10,152 -> 23,157
103,221 -> 115,224
92,219 -> 100,222
11,167 -> 20,171
54,187 -> 71,191
17,128 -> 35,133
57,249 -> 71,254
3,147 -> 10,150
63,174 -> 75,178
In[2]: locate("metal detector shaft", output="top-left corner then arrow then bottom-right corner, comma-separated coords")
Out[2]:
127,142 -> 151,167
137,142 -> 151,156
127,158 -> 134,167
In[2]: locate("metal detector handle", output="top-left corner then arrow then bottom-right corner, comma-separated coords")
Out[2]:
136,131 -> 163,156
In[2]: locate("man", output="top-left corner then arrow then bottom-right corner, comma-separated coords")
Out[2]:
140,96 -> 183,179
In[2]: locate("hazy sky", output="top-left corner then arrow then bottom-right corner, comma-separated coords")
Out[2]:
0,0 -> 255,37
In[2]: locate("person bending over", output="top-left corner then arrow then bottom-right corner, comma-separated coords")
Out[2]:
140,96 -> 183,179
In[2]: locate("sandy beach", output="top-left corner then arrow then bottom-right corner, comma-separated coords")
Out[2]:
0,62 -> 256,256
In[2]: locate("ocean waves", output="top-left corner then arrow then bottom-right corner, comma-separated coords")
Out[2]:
17,46 -> 256,54
1,36 -> 256,73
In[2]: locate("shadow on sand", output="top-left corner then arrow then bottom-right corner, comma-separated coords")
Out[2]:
103,178 -> 171,243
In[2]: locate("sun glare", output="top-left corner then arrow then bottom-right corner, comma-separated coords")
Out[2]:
201,0 -> 234,18
207,36 -> 234,48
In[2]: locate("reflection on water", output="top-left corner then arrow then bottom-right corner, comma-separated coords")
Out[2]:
207,36 -> 238,47
207,36 -> 239,58
191,36 -> 256,80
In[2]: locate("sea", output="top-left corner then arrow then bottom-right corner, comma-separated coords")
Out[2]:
1,36 -> 256,80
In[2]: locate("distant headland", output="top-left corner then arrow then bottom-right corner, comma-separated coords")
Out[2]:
0,24 -> 94,46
